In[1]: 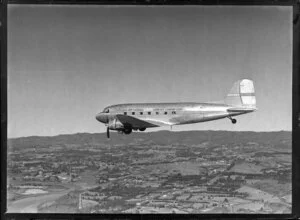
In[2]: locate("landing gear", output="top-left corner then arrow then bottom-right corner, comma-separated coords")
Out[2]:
139,128 -> 146,131
123,127 -> 132,135
228,116 -> 237,124
106,127 -> 110,139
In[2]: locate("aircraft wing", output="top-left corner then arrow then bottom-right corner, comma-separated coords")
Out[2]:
142,118 -> 175,127
116,115 -> 173,128
116,115 -> 158,128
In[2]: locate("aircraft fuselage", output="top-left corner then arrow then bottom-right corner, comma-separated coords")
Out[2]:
96,102 -> 251,129
96,79 -> 257,138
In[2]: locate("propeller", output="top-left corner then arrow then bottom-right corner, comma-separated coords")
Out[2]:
106,127 -> 110,139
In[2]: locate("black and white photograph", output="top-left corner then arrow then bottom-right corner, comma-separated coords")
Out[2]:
6,5 -> 292,214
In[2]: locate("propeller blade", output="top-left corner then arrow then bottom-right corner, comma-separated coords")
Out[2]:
107,127 -> 110,139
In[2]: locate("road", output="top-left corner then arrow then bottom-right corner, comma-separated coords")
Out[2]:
7,190 -> 71,213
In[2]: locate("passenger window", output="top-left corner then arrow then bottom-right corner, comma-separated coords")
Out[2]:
132,112 -> 135,115
156,112 -> 159,115
172,111 -> 176,114
164,112 -> 167,115
140,112 -> 143,115
148,112 -> 151,115
124,112 -> 127,115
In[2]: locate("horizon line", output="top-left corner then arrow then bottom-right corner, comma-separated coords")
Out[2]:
7,129 -> 292,140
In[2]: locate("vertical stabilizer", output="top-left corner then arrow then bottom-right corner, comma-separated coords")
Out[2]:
225,79 -> 256,108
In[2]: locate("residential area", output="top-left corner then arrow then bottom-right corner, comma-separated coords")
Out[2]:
7,131 -> 292,213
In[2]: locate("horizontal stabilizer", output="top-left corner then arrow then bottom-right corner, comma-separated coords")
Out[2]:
227,107 -> 257,113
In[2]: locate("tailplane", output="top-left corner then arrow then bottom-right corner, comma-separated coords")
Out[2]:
225,79 -> 256,109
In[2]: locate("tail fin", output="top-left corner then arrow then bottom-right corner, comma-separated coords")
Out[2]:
225,79 -> 256,108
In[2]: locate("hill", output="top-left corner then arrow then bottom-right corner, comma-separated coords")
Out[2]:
7,130 -> 291,150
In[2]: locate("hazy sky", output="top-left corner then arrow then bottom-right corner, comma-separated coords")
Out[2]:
8,5 -> 292,138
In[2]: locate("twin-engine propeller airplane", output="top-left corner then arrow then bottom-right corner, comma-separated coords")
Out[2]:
96,79 -> 257,138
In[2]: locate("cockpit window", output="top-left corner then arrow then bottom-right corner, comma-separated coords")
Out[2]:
103,108 -> 109,113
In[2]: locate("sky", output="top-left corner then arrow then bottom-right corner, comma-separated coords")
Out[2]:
7,5 -> 292,138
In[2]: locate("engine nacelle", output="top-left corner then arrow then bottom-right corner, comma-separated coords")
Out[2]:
108,118 -> 124,130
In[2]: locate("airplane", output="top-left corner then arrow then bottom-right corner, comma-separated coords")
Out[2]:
96,79 -> 257,138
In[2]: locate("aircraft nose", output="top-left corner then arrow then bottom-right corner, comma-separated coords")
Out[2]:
95,112 -> 108,124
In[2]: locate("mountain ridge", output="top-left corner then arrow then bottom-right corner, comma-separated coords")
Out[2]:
7,130 -> 292,149
8,129 -> 291,140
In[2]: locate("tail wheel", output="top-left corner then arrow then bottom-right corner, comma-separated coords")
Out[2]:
123,127 -> 132,135
228,116 -> 237,124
